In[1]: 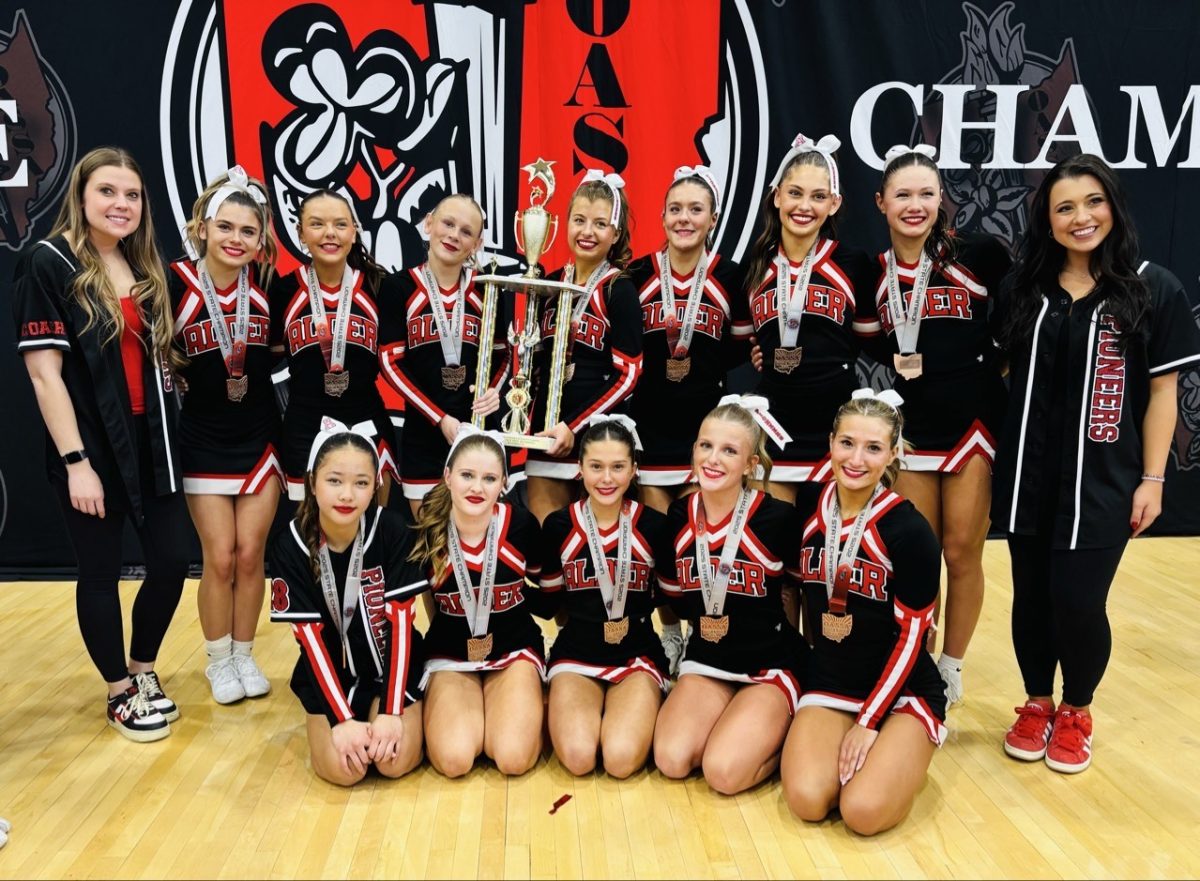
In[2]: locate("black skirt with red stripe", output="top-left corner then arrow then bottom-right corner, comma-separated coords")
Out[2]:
289,633 -> 424,717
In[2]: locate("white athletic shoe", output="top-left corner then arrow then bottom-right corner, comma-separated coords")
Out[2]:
231,654 -> 271,698
206,657 -> 246,705
0,816 -> 9,848
937,655 -> 964,707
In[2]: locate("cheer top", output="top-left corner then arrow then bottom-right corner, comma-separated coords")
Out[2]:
268,505 -> 429,724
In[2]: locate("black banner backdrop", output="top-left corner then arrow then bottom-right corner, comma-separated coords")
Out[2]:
2,0 -> 1199,573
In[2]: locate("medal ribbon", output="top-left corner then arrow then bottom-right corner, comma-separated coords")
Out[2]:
578,500 -> 634,621
564,261 -> 611,326
196,262 -> 250,377
658,248 -> 710,357
318,519 -> 366,670
775,249 -> 817,348
420,262 -> 468,368
447,514 -> 500,638
885,249 -> 933,356
306,265 -> 357,371
823,485 -> 883,613
694,489 -> 754,617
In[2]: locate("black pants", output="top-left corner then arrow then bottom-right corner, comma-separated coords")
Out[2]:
1007,534 -> 1126,708
51,420 -> 193,684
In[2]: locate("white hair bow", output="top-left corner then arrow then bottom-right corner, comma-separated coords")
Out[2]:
582,413 -> 643,451
882,143 -> 938,170
581,169 -> 627,228
770,133 -> 842,196
205,165 -> 268,220
717,393 -> 793,448
672,165 -> 722,214
306,415 -> 378,473
446,424 -> 509,472
849,387 -> 906,458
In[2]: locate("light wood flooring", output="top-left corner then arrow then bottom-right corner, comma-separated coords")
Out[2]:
0,538 -> 1198,880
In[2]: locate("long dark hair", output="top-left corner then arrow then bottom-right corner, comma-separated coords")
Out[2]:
877,151 -> 956,271
999,153 -> 1148,352
578,418 -> 640,502
298,189 -> 385,291
295,433 -> 379,582
744,150 -> 840,296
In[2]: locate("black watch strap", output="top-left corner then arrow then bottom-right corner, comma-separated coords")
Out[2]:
61,449 -> 88,465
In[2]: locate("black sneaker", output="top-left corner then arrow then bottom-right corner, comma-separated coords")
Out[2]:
107,686 -> 170,742
131,671 -> 180,722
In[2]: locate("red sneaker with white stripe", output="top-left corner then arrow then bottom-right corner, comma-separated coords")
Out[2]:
1003,699 -> 1055,761
1045,708 -> 1093,773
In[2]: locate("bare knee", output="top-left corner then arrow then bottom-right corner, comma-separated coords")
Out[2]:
839,787 -> 900,837
942,536 -> 981,579
782,775 -> 836,822
491,741 -> 539,777
313,758 -> 366,787
233,544 -> 264,580
377,750 -> 422,779
205,548 -> 236,584
701,751 -> 753,796
428,741 -> 478,778
555,736 -> 598,777
601,737 -> 648,780
653,737 -> 698,780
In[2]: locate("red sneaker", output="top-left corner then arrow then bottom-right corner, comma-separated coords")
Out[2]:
1003,699 -> 1056,761
1045,708 -> 1093,773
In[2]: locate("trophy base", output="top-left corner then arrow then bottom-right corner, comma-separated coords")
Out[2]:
500,433 -> 556,451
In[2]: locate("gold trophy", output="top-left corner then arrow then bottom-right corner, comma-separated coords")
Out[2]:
473,159 -> 585,449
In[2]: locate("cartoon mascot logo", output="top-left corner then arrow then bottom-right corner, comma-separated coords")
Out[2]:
162,0 -> 770,272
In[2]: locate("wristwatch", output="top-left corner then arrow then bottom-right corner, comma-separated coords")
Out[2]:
61,449 -> 88,465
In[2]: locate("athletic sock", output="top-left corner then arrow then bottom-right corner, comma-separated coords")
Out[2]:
205,634 -> 233,664
231,638 -> 254,657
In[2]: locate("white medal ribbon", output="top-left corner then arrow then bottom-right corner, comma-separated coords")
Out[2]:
694,489 -> 754,617
447,514 -> 499,638
658,248 -> 710,356
318,519 -> 366,670
885,249 -> 933,356
578,500 -> 633,621
196,261 -> 250,375
563,261 -> 611,325
306,264 -> 357,371
823,485 -> 883,601
420,262 -> 469,367
775,249 -> 817,348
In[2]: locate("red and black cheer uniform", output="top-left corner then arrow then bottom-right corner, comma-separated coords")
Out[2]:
270,267 -> 399,498
791,483 -> 947,744
378,266 -> 509,500
525,266 -> 644,479
854,234 -> 1011,472
748,240 -> 871,481
170,260 -> 283,494
539,500 -> 670,687
420,502 -> 550,681
268,504 -> 428,722
627,251 -> 752,485
656,489 -> 806,711
992,262 -> 1200,708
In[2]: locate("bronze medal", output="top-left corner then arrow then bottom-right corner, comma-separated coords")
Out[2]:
441,364 -> 467,391
821,611 -> 854,642
603,617 -> 630,644
225,375 -> 249,402
699,614 -> 730,643
774,347 -> 803,374
665,356 -> 691,382
324,370 -> 349,396
894,352 -> 923,380
466,633 -> 493,662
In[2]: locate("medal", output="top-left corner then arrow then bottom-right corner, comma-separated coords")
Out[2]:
666,356 -> 692,381
893,352 -> 924,380
306,265 -> 357,397
885,249 -> 933,379
225,375 -> 249,402
603,617 -> 630,644
699,615 -> 730,642
195,262 -> 252,402
773,347 -> 803,373
420,263 -> 472,392
774,247 -> 817,370
448,512 -> 500,662
466,634 -> 493,662
579,499 -> 635,643
324,370 -> 349,396
820,485 -> 882,644
658,248 -> 710,376
693,490 -> 754,641
441,364 -> 467,390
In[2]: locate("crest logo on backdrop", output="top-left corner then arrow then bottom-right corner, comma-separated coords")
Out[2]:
161,0 -> 770,272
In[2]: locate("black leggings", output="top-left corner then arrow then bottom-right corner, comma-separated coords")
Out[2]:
51,425 -> 193,684
1007,534 -> 1127,707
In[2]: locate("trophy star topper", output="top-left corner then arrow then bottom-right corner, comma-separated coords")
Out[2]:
522,158 -> 556,206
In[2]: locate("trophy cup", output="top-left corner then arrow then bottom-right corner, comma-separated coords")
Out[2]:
473,159 -> 585,449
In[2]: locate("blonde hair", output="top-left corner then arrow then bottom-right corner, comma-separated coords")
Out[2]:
427,193 -> 486,268
831,395 -> 905,488
48,147 -> 180,369
701,402 -> 774,488
570,180 -> 633,270
409,434 -> 507,585
184,169 -> 278,287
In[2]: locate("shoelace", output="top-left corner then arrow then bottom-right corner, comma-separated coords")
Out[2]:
126,689 -> 157,719
208,660 -> 241,687
231,655 -> 264,680
1011,704 -> 1053,738
134,672 -> 165,699
1051,712 -> 1088,750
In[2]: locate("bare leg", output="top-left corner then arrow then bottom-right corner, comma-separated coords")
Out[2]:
767,481 -> 798,504
186,494 -> 237,641
939,456 -> 992,660
894,470 -> 943,653
639,484 -> 679,515
700,683 -> 792,795
231,489 -> 278,642
653,674 -> 735,778
370,698 -> 425,779
780,706 -> 855,820
548,672 -> 605,776
482,661 -> 545,776
525,475 -> 575,525
599,673 -> 662,778
424,670 -> 485,778
304,714 -> 368,787
838,714 -> 936,836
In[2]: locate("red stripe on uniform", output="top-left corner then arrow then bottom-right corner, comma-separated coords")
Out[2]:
292,622 -> 354,722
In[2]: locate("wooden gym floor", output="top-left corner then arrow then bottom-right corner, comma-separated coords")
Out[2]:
0,537 -> 1198,880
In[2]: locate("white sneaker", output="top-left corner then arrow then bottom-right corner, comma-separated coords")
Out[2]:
206,657 -> 246,704
0,816 -> 9,848
937,655 -> 964,707
231,654 -> 271,698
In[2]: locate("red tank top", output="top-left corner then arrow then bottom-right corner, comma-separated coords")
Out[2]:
119,297 -> 146,415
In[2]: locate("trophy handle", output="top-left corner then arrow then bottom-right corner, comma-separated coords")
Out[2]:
471,279 -> 500,430
543,216 -> 560,255
512,210 -> 525,255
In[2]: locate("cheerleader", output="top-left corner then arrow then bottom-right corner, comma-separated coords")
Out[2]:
539,415 -> 669,778
854,145 -> 1012,703
781,390 -> 944,836
268,420 -> 428,784
171,166 -> 282,704
410,428 -> 548,777
524,170 -> 644,523
628,166 -> 752,511
378,194 -> 505,517
993,154 -> 1200,773
653,396 -> 805,794
269,189 -> 398,500
13,147 -> 191,741
742,133 -> 870,507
